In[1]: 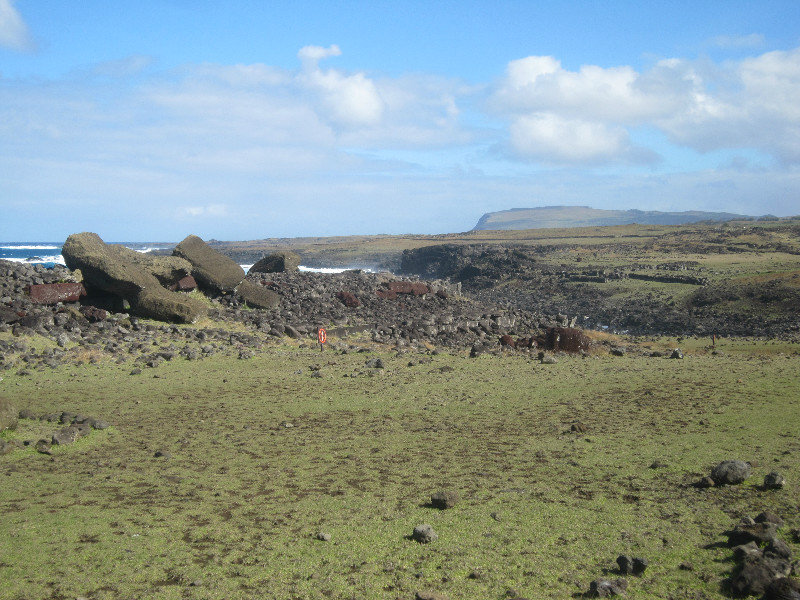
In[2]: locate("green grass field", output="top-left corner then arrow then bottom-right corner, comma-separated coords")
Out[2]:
1,338 -> 799,599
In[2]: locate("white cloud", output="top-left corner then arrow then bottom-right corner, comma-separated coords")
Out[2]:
655,48 -> 800,164
177,204 -> 229,218
298,44 -> 342,64
490,48 -> 800,165
509,113 -> 632,163
0,0 -> 33,51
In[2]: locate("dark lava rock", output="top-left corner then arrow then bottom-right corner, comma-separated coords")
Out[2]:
611,348 -> 625,357
412,524 -> 438,544
616,555 -> 647,576
589,578 -> 628,597
733,542 -> 761,562
765,577 -> 800,600
711,460 -> 751,485
430,490 -> 458,509
571,422 -> 588,433
249,251 -> 301,273
757,512 -> 785,527
34,439 -> 51,454
766,538 -> 793,560
51,426 -> 80,445
695,476 -> 716,488
173,234 -> 244,293
730,554 -> 792,596
0,398 -> 18,431
764,471 -> 786,489
728,522 -> 780,546
80,305 -> 108,322
365,358 -> 384,369
154,450 -> 171,459
670,348 -> 684,359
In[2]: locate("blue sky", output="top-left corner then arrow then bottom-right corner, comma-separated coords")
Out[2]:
1,1 -> 799,241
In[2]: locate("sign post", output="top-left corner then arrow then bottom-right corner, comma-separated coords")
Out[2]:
317,327 -> 327,351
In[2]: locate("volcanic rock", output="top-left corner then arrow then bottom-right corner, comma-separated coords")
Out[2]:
249,251 -> 301,273
589,578 -> 628,597
430,490 -> 459,509
173,235 -> 245,293
765,577 -> 800,600
728,522 -> 779,546
764,471 -> 786,489
731,554 -> 792,596
710,460 -> 751,485
412,524 -> 438,543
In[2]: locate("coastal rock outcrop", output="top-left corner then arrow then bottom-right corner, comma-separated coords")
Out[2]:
250,251 -> 301,273
173,235 -> 245,293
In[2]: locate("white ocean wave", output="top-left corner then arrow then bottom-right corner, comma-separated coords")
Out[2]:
0,244 -> 61,250
3,255 -> 66,265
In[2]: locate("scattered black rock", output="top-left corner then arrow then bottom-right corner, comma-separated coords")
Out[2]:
764,471 -> 786,489
430,490 -> 458,510
710,460 -> 751,485
412,524 -> 438,544
764,577 -> 800,600
589,578 -> 628,597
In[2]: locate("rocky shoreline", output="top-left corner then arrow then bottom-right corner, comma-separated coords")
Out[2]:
0,236 -> 570,375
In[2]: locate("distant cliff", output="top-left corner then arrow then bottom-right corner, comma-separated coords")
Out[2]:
472,206 -> 755,231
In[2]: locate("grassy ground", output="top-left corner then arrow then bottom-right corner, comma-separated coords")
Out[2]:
1,338 -> 799,599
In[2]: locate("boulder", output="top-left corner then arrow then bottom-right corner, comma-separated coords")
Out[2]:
235,279 -> 280,310
765,577 -> 800,600
412,524 -> 438,543
0,398 -> 18,431
764,471 -> 786,489
730,554 -> 792,596
711,460 -> 751,485
249,251 -> 301,273
728,522 -> 779,546
173,235 -> 245,293
589,578 -> 628,597
430,490 -> 458,509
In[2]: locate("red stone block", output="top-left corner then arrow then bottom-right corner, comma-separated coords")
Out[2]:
170,275 -> 197,292
27,283 -> 86,305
